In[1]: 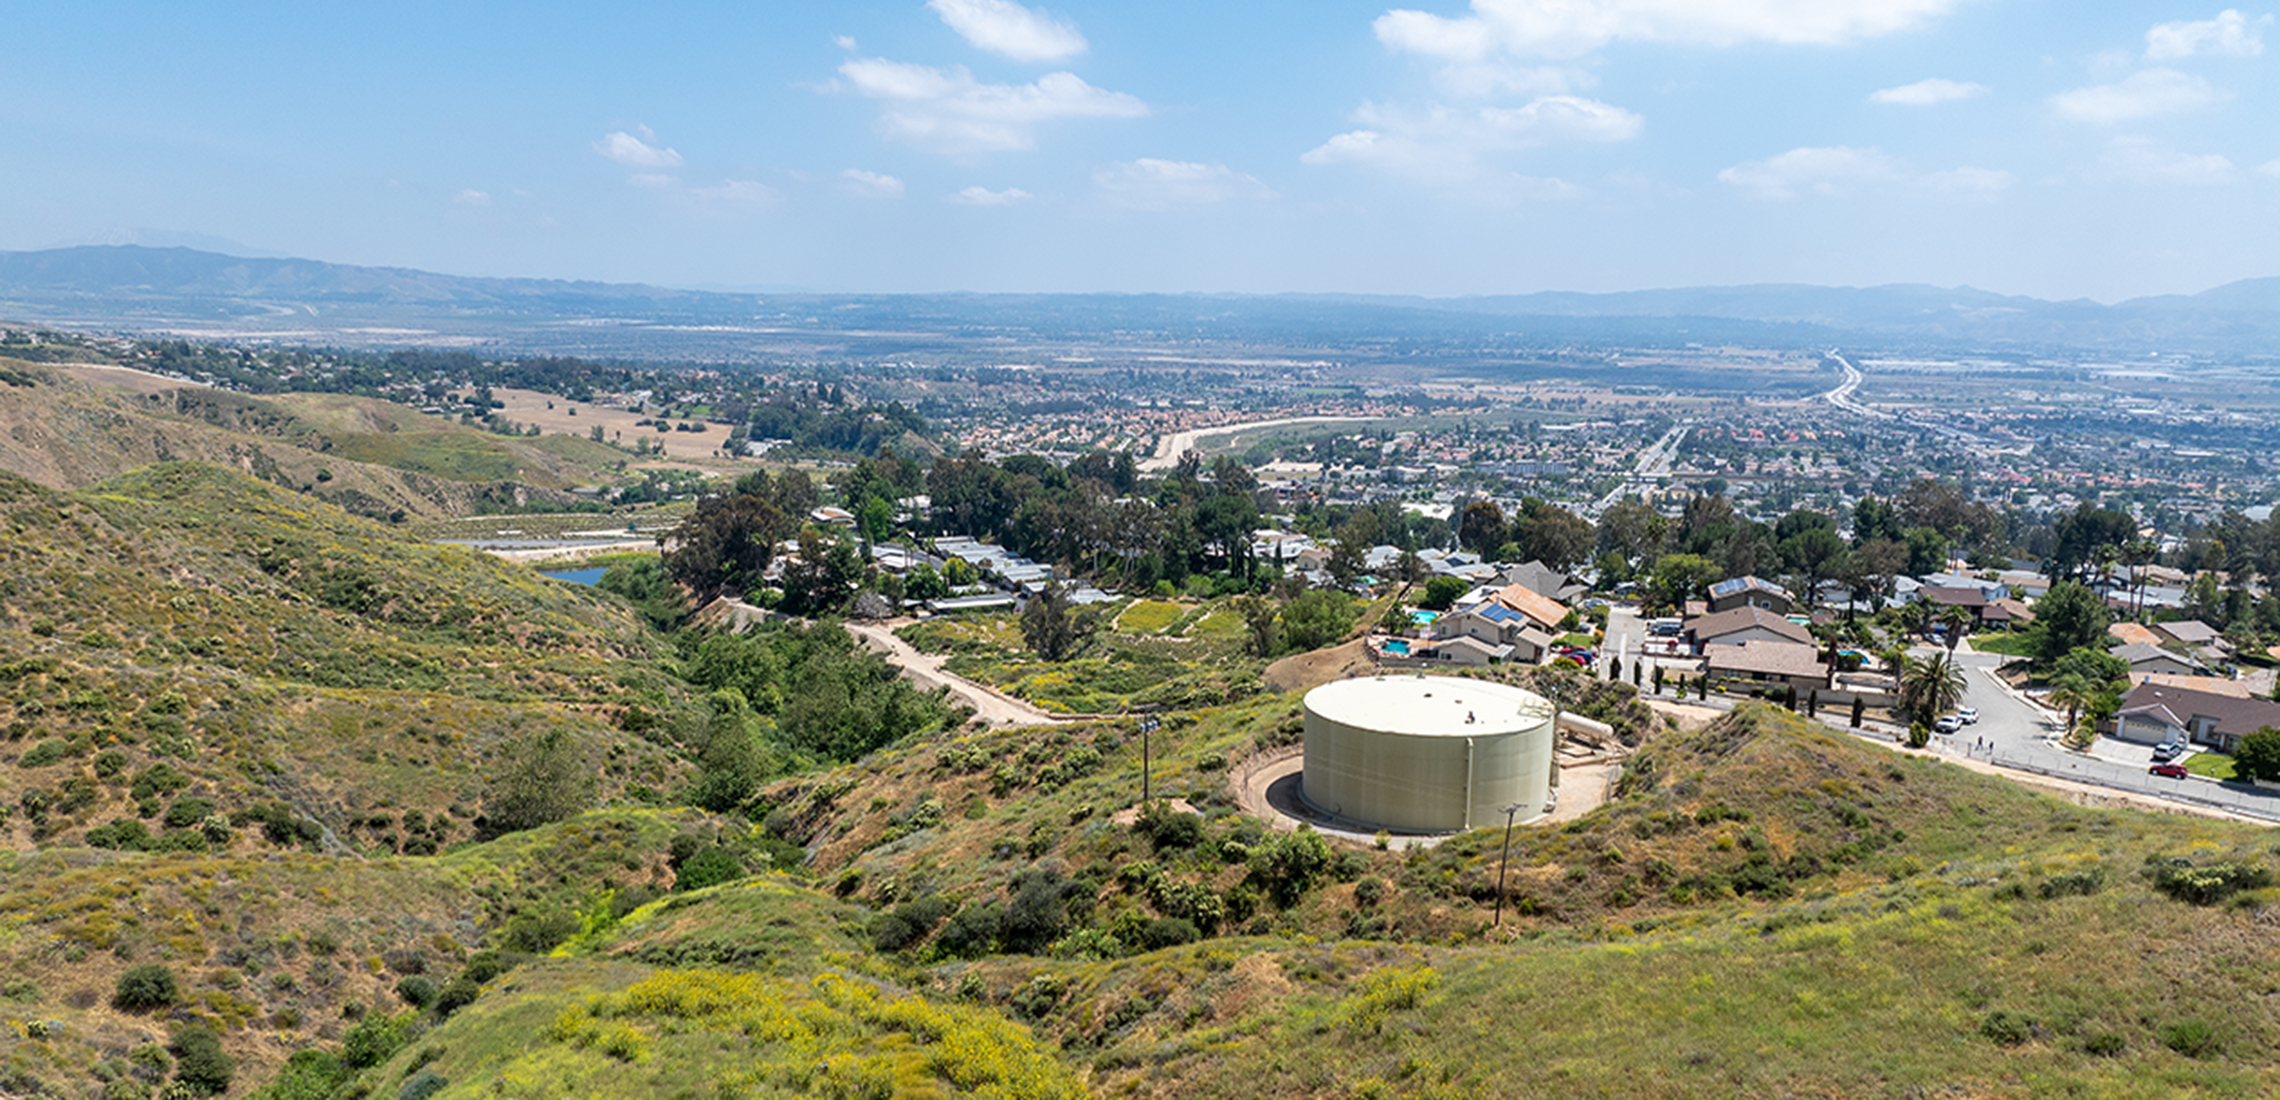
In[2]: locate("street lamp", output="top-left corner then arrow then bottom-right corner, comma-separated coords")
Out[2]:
1493,799 -> 1527,927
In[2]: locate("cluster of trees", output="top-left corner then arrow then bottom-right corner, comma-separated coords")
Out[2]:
1456,497 -> 1595,571
1620,481 -> 2011,613
927,451 -> 1264,591
677,623 -> 969,806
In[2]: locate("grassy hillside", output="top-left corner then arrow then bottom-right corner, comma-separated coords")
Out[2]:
0,808 -> 732,1099
0,358 -> 633,519
0,464 -> 690,858
284,704 -> 2278,1100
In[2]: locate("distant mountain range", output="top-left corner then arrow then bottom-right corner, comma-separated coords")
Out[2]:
4,245 -> 2278,359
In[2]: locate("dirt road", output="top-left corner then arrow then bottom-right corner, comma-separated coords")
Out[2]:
844,620 -> 1069,728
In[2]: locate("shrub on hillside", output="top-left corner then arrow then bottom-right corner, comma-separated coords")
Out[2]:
169,1024 -> 232,1096
112,965 -> 180,1011
1134,801 -> 1203,853
394,975 -> 438,1010
2151,860 -> 2270,906
674,847 -> 743,892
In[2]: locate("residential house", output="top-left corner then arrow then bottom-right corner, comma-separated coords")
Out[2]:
1983,598 -> 2035,627
1918,584 -> 1996,627
2154,619 -> 2232,661
2112,681 -> 2280,751
1494,559 -> 1589,604
1436,602 -> 1559,664
1704,640 -> 1832,694
1707,576 -> 1794,615
2129,672 -> 2253,698
1249,529 -> 1317,563
2108,641 -> 2210,678
1994,570 -> 2053,599
1416,635 -> 1513,667
1686,605 -> 1814,652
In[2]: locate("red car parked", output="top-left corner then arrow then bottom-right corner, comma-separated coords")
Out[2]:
2149,762 -> 2189,779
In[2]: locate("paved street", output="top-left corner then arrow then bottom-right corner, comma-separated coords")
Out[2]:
1605,626 -> 2280,821
1602,604 -> 1687,687
1922,642 -> 2280,820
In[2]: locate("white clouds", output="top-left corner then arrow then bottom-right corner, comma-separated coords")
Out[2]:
948,185 -> 1032,205
1303,96 -> 1642,180
1093,159 -> 1275,208
928,0 -> 1087,62
2146,9 -> 2269,60
1719,146 -> 2013,200
1718,146 -> 1901,198
2092,135 -> 2238,185
687,179 -> 781,206
834,58 -> 1146,154
1373,0 -> 1966,62
628,173 -> 678,189
451,189 -> 492,207
2259,158 -> 2280,179
592,130 -> 685,168
1868,77 -> 1987,106
839,169 -> 906,198
2050,68 -> 2226,123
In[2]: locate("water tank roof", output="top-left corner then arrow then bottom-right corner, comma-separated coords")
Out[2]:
1304,675 -> 1551,738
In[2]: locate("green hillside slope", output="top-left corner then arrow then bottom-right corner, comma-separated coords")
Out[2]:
263,704 -> 2278,1100
0,358 -> 628,519
0,464 -> 688,856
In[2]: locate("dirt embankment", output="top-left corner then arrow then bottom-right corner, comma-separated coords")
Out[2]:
1262,638 -> 1377,693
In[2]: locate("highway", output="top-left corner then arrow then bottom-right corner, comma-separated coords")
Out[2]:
1592,423 -> 1689,515
1820,351 -> 1890,420
1819,350 -> 2032,455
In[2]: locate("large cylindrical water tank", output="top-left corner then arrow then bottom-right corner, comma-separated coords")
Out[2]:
1300,675 -> 1556,832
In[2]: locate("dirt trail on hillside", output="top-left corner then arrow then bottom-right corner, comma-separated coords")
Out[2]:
844,619 -> 1069,728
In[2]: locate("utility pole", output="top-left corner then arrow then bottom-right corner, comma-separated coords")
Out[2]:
1493,800 -> 1526,927
1138,714 -> 1160,804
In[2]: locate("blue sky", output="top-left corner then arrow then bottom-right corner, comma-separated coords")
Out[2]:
4,1 -> 2277,300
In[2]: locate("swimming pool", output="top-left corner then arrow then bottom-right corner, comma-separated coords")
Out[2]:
1384,639 -> 1411,655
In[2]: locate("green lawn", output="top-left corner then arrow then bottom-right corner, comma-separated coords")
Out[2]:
2184,751 -> 2238,780
1968,631 -> 2035,657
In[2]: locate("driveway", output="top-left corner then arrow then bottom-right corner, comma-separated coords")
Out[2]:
843,620 -> 1069,728
1603,604 -> 1688,687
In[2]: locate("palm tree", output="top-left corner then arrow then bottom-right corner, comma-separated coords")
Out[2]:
2047,673 -> 2094,746
1902,650 -> 1967,723
1938,604 -> 1973,654
2125,536 -> 2159,622
1899,599 -> 1933,640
